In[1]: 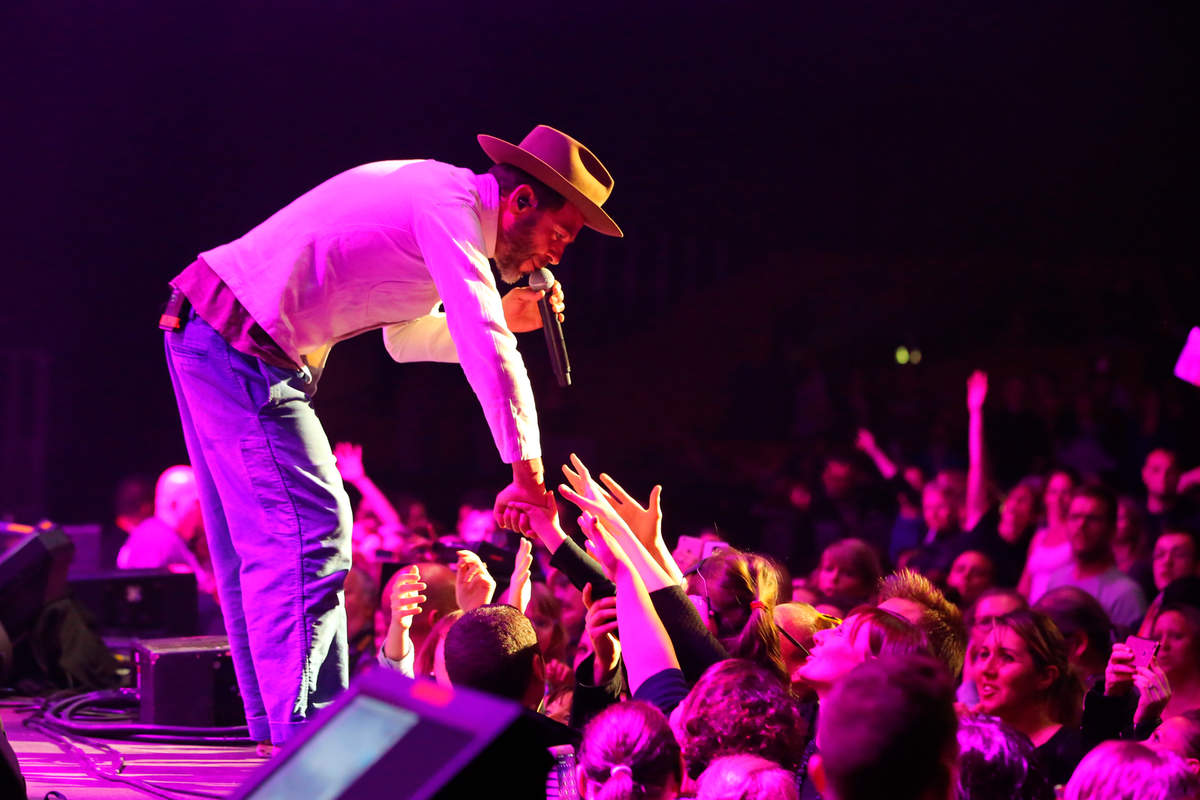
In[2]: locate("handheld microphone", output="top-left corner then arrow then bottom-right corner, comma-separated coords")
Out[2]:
528,267 -> 571,387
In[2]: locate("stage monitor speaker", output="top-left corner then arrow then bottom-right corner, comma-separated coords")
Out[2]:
69,569 -> 198,638
232,668 -> 578,800
135,635 -> 244,727
0,522 -> 74,644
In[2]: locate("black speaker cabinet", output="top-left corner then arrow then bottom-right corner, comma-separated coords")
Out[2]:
135,635 -> 244,728
232,668 -> 579,799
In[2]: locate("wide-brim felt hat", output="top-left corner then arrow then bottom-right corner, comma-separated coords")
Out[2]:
478,125 -> 622,237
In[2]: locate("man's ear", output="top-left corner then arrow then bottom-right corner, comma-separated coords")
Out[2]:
427,607 -> 441,627
511,184 -> 537,213
809,753 -> 827,796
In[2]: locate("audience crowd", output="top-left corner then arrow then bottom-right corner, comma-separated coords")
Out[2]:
116,368 -> 1200,798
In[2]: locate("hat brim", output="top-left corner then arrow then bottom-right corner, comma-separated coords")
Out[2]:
478,134 -> 623,238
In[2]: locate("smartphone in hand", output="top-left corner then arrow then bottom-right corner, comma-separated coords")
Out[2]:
1125,634 -> 1159,668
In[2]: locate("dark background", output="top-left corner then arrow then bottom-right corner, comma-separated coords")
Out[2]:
2,1 -> 1195,535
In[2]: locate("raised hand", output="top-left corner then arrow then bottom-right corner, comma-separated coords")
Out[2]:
382,564 -> 427,663
333,442 -> 366,484
854,428 -> 879,454
967,370 -> 989,413
582,582 -> 621,685
597,472 -> 664,555
389,565 -> 427,632
503,537 -> 534,614
561,453 -> 613,509
577,512 -> 626,579
455,550 -> 496,611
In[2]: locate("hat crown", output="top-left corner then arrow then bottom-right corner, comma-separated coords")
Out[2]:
516,125 -> 613,206
477,124 -> 622,237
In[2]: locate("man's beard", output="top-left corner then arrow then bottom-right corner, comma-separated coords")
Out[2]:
494,213 -> 539,285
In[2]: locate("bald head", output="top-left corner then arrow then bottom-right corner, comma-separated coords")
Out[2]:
154,465 -> 198,530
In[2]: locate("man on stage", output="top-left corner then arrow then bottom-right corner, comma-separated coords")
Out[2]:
161,125 -> 621,748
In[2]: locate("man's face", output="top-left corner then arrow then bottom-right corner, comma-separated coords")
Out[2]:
947,551 -> 994,606
1066,495 -> 1114,563
494,189 -> 585,284
1143,450 -> 1180,499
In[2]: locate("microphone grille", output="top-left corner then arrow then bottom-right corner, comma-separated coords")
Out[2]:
528,267 -> 555,292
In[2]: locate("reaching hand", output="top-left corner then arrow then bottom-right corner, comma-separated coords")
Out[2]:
1133,660 -> 1172,727
582,582 -> 621,685
501,281 -> 565,333
504,538 -> 534,614
561,453 -> 612,509
455,550 -> 496,611
966,371 -> 989,413
597,472 -> 664,555
333,442 -> 366,484
577,512 -> 627,580
559,461 -> 638,551
494,480 -> 551,533
504,494 -> 566,552
382,564 -> 427,663
388,565 -> 427,633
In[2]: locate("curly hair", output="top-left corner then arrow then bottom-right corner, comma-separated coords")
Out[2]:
673,659 -> 808,780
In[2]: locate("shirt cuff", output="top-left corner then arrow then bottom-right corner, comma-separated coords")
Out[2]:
377,642 -> 415,678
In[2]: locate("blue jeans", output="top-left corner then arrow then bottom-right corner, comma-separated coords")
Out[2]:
164,309 -> 351,744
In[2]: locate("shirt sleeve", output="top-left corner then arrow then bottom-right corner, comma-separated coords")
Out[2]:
382,313 -> 460,363
376,643 -> 415,677
412,203 -> 540,463
649,585 -> 729,684
632,667 -> 690,717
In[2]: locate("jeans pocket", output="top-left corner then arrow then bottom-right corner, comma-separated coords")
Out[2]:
166,331 -> 209,361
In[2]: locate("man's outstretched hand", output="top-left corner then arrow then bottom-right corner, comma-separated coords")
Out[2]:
495,458 -> 549,532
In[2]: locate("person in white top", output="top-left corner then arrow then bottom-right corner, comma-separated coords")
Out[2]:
161,125 -> 622,748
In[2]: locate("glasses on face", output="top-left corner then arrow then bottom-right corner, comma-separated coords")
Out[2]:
778,625 -> 810,657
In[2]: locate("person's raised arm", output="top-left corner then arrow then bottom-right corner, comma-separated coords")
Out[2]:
591,468 -> 684,586
455,550 -> 496,612
381,565 -> 427,675
580,513 -> 679,695
965,370 -> 990,531
505,496 -> 613,597
559,482 -> 676,593
855,428 -> 898,480
500,537 -> 534,614
334,442 -> 403,533
558,454 -> 678,591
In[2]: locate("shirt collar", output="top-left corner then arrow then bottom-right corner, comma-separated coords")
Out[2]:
476,172 -> 499,259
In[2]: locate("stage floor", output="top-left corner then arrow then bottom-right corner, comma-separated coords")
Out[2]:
2,699 -> 265,800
